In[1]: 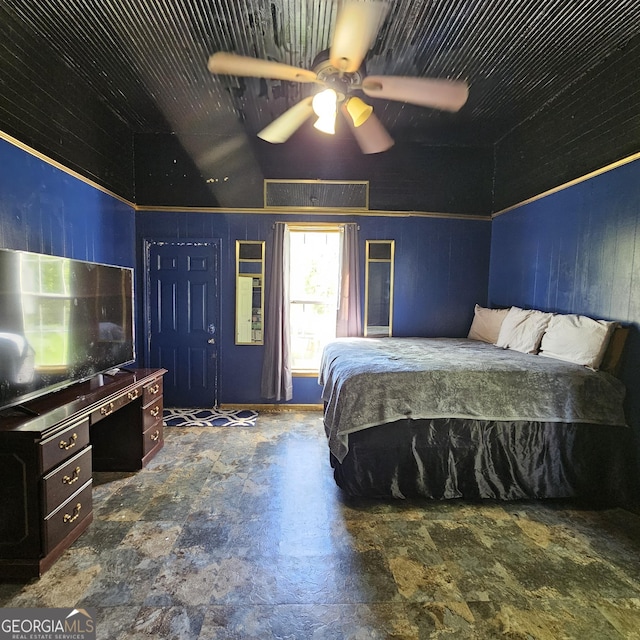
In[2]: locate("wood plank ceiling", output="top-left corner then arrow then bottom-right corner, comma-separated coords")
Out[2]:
3,0 -> 639,143
1,0 -> 639,211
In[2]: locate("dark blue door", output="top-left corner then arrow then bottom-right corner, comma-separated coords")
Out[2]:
146,240 -> 220,407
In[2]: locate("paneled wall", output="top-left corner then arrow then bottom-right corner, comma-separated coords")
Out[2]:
0,138 -> 136,267
136,210 -> 491,404
0,135 -> 491,407
489,157 -> 640,481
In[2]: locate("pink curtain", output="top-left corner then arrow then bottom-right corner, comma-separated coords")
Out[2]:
336,223 -> 362,337
260,223 -> 293,401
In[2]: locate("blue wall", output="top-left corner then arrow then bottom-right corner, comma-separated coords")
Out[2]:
4,131 -> 638,482
0,137 -> 138,377
489,158 -> 640,480
0,138 -> 136,267
136,211 -> 491,404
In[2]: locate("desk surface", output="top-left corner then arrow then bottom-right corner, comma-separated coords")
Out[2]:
0,368 -> 166,436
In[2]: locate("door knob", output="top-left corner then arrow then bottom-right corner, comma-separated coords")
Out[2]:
208,338 -> 216,344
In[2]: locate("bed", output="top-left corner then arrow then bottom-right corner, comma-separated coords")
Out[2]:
319,335 -> 631,502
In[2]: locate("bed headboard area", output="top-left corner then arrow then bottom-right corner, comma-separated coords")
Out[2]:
600,325 -> 630,377
467,305 -> 630,377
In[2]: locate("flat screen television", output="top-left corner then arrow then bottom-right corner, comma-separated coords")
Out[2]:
0,248 -> 135,412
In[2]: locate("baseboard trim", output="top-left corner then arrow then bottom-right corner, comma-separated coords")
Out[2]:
219,403 -> 323,413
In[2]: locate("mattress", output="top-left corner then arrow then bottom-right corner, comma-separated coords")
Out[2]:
319,337 -> 627,463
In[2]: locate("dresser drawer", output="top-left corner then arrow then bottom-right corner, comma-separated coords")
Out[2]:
142,397 -> 163,432
39,419 -> 90,473
91,390 -> 134,425
143,378 -> 163,405
142,423 -> 163,456
42,446 -> 93,516
43,480 -> 92,554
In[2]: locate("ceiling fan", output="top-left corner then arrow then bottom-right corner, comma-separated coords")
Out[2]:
207,0 -> 469,154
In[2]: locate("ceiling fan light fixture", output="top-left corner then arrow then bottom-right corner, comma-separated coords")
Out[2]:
345,96 -> 373,127
209,0 -> 469,153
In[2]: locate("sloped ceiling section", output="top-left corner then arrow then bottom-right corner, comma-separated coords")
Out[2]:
1,0 -> 639,212
494,31 -> 640,211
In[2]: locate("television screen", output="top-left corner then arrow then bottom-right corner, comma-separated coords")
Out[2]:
0,249 -> 135,411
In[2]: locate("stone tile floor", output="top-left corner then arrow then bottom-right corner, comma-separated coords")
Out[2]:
1,411 -> 640,639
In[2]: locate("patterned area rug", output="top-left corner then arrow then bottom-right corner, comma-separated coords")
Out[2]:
163,408 -> 258,427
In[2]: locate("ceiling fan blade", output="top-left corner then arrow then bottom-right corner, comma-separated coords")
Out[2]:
208,52 -> 318,83
340,104 -> 394,154
362,76 -> 469,111
257,97 -> 314,144
330,1 -> 389,73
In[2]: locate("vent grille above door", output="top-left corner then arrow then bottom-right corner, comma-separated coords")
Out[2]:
264,180 -> 369,210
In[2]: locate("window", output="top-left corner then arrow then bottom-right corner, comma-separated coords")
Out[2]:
288,227 -> 342,371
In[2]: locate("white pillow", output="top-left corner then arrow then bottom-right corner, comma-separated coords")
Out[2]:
496,307 -> 554,354
467,305 -> 509,344
539,314 -> 617,369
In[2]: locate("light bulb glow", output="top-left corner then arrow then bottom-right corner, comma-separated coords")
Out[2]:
312,88 -> 338,135
312,88 -> 338,118
313,115 -> 336,135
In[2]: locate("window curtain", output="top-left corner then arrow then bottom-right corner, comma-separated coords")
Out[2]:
336,223 -> 362,337
260,222 -> 293,401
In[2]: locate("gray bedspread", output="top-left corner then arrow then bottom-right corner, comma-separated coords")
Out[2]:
319,337 -> 627,462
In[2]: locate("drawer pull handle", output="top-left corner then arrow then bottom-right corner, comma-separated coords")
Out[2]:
148,383 -> 160,395
59,433 -> 78,450
127,389 -> 139,400
62,466 -> 81,485
100,402 -> 115,416
150,429 -> 160,442
63,503 -> 82,524
150,406 -> 160,418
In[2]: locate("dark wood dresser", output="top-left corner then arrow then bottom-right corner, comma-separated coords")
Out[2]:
0,368 -> 166,581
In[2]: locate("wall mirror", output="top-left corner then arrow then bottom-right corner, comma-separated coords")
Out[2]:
236,241 -> 264,344
365,240 -> 395,337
